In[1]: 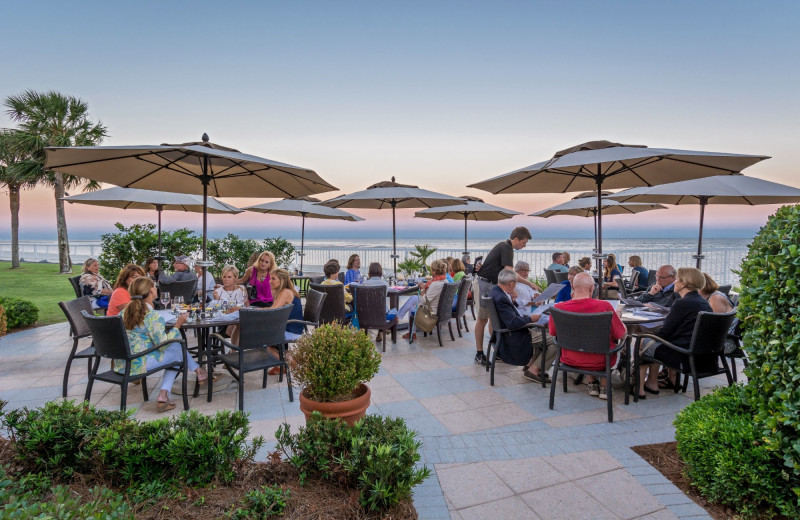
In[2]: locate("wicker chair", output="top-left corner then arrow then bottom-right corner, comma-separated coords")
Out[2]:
68,275 -> 82,298
210,305 -> 294,411
288,289 -> 326,337
554,270 -> 569,284
159,279 -> 196,306
309,283 -> 348,324
81,311 -> 191,411
353,285 -> 397,352
633,310 -> 735,401
451,277 -> 472,337
548,308 -> 627,422
58,297 -> 100,398
431,283 -> 460,346
543,269 -> 558,286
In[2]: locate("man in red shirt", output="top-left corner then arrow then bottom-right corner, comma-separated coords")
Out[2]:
548,272 -> 627,400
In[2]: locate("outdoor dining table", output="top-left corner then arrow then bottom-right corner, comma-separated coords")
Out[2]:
618,306 -> 665,403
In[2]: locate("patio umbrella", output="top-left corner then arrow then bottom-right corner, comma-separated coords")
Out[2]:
468,140 -> 769,270
319,177 -> 465,277
243,196 -> 364,274
63,186 -> 242,262
530,191 -> 667,252
414,196 -> 521,255
608,175 -> 800,268
45,134 -> 336,306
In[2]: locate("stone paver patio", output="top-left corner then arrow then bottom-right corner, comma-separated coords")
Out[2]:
0,314 -> 740,520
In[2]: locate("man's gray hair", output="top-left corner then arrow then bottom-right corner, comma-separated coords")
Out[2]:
497,268 -> 517,286
661,265 -> 677,277
461,254 -> 470,263
514,261 -> 530,272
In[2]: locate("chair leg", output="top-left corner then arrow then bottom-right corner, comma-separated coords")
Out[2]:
549,361 -> 560,410
606,367 -> 614,423
63,342 -> 78,398
182,365 -> 190,411
448,321 -> 455,341
455,316 -> 462,337
121,377 -> 129,412
436,324 -> 443,347
263,369 -> 269,388
382,328 -> 387,353
470,303 -> 476,320
239,372 -> 245,411
463,315 -> 469,332
540,335 -> 548,389
489,340 -> 497,386
285,364 -> 294,402
141,378 -> 149,401
720,356 -> 734,386
730,357 -> 738,382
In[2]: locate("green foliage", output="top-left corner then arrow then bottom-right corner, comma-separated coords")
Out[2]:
276,412 -> 430,512
0,305 -> 7,336
409,244 -> 438,275
0,296 -> 39,329
206,234 -> 297,274
737,204 -> 800,477
292,323 -> 381,402
98,223 -> 202,279
262,237 -> 297,270
674,385 -> 800,519
397,258 -> 423,277
0,261 -> 77,326
229,484 -> 290,519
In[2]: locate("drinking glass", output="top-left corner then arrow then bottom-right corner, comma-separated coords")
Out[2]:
160,291 -> 171,309
176,295 -> 184,308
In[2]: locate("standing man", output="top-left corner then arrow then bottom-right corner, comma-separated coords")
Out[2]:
473,226 -> 539,365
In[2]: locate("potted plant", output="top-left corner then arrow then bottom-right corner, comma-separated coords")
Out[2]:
293,323 -> 381,425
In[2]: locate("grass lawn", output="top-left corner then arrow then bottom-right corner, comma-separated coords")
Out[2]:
0,262 -> 77,327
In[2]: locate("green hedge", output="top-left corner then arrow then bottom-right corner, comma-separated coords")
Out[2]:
0,296 -> 39,329
674,385 -> 800,519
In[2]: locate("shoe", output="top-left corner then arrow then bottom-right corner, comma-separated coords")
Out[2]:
156,400 -> 176,412
636,393 -> 647,400
402,332 -> 417,341
658,378 -> 676,390
523,369 -> 550,384
375,331 -> 384,342
474,351 -> 487,366
599,388 -> 608,400
587,382 -> 600,396
644,386 -> 660,395
268,366 -> 285,376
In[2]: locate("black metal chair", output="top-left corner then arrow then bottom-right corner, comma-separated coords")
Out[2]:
615,276 -> 628,300
353,285 -> 397,352
337,272 -> 345,283
451,277 -> 472,337
543,269 -> 558,286
210,305 -> 294,411
68,275 -> 82,298
548,308 -> 627,422
626,270 -> 640,293
647,269 -> 657,288
418,282 -> 460,347
633,310 -> 735,401
718,284 -> 732,296
58,297 -> 100,398
159,279 -> 196,305
554,270 -> 569,284
483,296 -> 549,388
81,311 -> 190,411
288,288 -> 326,337
724,317 -> 747,382
465,278 -> 477,320
309,283 -> 348,325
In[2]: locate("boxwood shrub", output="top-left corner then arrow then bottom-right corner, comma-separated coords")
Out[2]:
0,296 -> 38,329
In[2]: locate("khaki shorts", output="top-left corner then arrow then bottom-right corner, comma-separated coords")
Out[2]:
474,277 -> 495,320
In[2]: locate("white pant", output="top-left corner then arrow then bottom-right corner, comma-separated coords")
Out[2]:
397,295 -> 419,320
146,342 -> 199,396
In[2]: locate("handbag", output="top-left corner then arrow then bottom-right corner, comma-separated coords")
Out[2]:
414,300 -> 438,333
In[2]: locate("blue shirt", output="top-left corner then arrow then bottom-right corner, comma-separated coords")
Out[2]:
547,263 -> 568,272
632,266 -> 649,290
555,280 -> 572,303
344,268 -> 363,285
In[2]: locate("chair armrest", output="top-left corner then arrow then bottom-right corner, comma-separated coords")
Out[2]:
608,336 -> 627,355
632,333 -> 690,355
130,338 -> 187,359
209,332 -> 242,352
288,319 -> 318,327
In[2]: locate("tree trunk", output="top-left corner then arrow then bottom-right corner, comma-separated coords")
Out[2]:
53,172 -> 72,274
9,183 -> 21,269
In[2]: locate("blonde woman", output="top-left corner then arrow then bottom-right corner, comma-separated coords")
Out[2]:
398,259 -> 450,339
700,273 -> 734,313
121,277 -> 207,411
79,258 -> 113,309
270,269 -> 304,341
214,265 -> 249,344
628,256 -> 649,291
238,251 -> 275,308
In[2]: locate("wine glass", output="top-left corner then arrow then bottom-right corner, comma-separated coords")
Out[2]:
175,295 -> 184,308
160,291 -> 171,309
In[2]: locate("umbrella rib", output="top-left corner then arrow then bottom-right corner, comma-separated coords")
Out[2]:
45,149 -> 180,170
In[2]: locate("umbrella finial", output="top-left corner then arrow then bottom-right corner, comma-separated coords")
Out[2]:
391,176 -> 395,182
202,133 -> 209,143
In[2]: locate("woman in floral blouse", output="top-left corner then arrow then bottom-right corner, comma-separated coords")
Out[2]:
79,258 -> 113,309
120,277 -> 207,411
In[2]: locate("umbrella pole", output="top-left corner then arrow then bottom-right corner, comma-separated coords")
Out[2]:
299,213 -> 306,275
592,209 -> 598,252
463,213 -> 469,256
695,196 -> 708,269
594,176 -> 605,275
156,204 -> 163,262
392,201 -> 398,281
200,154 -> 209,311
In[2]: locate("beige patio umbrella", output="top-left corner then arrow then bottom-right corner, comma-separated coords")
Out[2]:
414,196 -> 521,255
608,175 -> 800,268
468,140 -> 769,271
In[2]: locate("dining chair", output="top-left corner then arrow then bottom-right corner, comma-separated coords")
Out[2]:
288,289 -> 326,336
352,285 -> 397,352
58,297 -> 100,397
416,282 -> 460,347
159,279 -> 196,305
309,283 -> 348,325
543,269 -> 558,286
451,277 -> 472,337
554,270 -> 569,284
68,275 -> 82,298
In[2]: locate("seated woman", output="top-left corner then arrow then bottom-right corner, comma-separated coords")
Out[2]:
143,257 -> 160,284
578,256 -> 592,273
121,278 -> 207,411
238,251 -> 275,308
108,264 -> 145,317
194,262 -> 217,303
79,258 -> 113,310
602,253 -> 623,298
451,258 -> 466,282
637,267 -> 713,398
344,254 -> 364,285
266,269 -> 303,375
213,265 -> 249,344
555,266 -> 584,303
397,259 -> 449,340
700,273 -> 734,313
628,256 -> 649,291
321,260 -> 353,308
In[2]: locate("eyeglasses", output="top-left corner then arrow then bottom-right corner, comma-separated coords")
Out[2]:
517,269 -> 530,273
656,274 -> 674,280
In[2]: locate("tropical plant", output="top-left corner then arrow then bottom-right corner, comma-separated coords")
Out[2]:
397,258 -> 423,278
0,130 -> 37,269
4,90 -> 108,273
409,244 -> 438,275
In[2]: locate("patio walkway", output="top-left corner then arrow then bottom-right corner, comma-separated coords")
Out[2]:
0,316 -> 739,520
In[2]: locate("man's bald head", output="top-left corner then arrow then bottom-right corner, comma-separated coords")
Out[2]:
572,272 -> 595,298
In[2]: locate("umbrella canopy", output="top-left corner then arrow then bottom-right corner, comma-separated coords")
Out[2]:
62,186 -> 242,261
319,177 -> 465,276
414,196 -> 521,255
468,140 -> 769,269
243,196 -> 364,273
45,134 -> 336,306
608,175 -> 800,268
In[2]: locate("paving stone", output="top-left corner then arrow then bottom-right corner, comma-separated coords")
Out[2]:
577,468 -> 664,519
458,496 -> 540,520
521,481 -> 618,520
436,462 -> 514,509
666,503 -> 709,517
542,450 -> 621,480
487,456 -> 568,494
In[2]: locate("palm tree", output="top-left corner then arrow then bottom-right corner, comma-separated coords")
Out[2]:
4,90 -> 108,273
0,130 -> 37,269
409,244 -> 438,276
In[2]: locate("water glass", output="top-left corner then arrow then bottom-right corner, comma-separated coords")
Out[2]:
160,291 -> 170,309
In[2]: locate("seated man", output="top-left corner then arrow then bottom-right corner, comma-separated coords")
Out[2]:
512,261 -> 539,316
490,268 -> 556,384
549,272 -> 627,400
158,255 -> 198,285
547,252 -> 568,272
636,264 -> 679,307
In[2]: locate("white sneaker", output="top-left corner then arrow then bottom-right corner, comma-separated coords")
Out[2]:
587,382 -> 600,396
599,387 -> 608,400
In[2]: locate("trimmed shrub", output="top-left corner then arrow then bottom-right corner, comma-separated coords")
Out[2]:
0,304 -> 7,336
737,204 -> 800,477
675,385 -> 800,519
276,412 -> 430,512
0,296 -> 38,329
229,484 -> 290,519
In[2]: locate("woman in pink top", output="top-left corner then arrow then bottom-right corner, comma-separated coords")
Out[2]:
107,264 -> 146,316
238,251 -> 275,308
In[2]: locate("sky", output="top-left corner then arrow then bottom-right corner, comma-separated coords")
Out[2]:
1,0 -> 799,242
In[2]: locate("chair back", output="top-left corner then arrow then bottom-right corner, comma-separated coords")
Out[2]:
615,276 -> 628,300
353,285 -> 388,328
554,270 -> 569,284
688,310 -> 736,356
69,275 -> 82,298
718,284 -> 732,296
647,269 -> 657,287
337,272 -> 345,283
59,297 -> 94,338
543,269 -> 557,286
309,283 -> 346,324
309,275 -> 325,284
303,289 -> 327,324
238,305 -> 293,350
159,279 -> 195,303
453,277 -> 471,317
549,308 -> 613,355
627,270 -> 640,292
481,296 -> 504,334
436,283 -> 460,324
80,311 -> 133,360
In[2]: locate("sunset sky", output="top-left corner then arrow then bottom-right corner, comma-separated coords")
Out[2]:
1,1 -> 798,241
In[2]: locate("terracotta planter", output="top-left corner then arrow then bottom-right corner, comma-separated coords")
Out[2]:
299,383 -> 371,426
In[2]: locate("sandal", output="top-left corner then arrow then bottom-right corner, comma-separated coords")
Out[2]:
268,366 -> 285,376
156,400 -> 176,412
644,386 -> 660,395
658,378 -> 676,390
402,332 -> 417,340
195,369 -> 209,386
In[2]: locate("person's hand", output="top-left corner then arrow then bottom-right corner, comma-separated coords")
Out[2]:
175,313 -> 188,327
417,281 -> 425,289
101,288 -> 113,296
510,289 -> 518,299
649,283 -> 662,295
